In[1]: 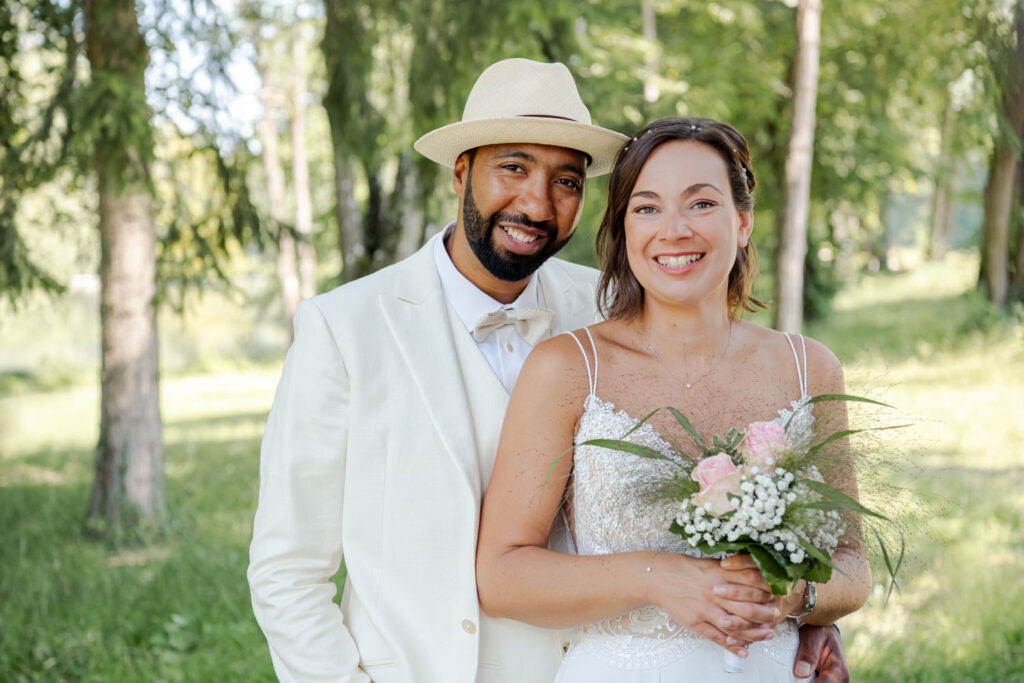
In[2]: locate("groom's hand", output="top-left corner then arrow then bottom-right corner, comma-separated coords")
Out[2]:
795,624 -> 848,681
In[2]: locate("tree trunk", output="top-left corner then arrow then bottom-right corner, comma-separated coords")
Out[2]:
982,146 -> 1017,305
291,22 -> 317,300
928,94 -> 956,260
1014,160 -> 1024,294
84,0 -> 164,534
257,78 -> 300,337
774,0 -> 822,333
393,156 -> 425,261
642,0 -> 659,105
333,153 -> 364,282
982,1 -> 1024,305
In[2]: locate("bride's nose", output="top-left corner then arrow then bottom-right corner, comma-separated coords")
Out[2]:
661,209 -> 695,239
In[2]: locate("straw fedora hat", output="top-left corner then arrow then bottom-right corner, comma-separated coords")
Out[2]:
414,58 -> 627,177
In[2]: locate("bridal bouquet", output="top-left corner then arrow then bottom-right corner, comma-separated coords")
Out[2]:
570,394 -> 904,672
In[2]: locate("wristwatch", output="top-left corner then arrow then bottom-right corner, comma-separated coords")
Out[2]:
789,581 -> 816,620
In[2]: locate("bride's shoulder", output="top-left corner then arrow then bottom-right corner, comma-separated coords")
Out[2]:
738,323 -> 844,389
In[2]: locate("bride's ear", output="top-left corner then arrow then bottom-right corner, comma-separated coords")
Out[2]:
737,211 -> 753,247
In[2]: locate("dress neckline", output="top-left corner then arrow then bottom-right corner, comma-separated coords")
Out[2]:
581,392 -> 813,452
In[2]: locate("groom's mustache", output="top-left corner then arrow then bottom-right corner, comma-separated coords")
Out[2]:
489,211 -> 557,240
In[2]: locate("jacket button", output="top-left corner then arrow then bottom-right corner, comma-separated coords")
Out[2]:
461,619 -> 477,634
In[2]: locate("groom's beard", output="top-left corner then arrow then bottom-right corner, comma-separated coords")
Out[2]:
462,175 -> 571,282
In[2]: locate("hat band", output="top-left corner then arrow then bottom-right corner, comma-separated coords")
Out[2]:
516,114 -> 579,122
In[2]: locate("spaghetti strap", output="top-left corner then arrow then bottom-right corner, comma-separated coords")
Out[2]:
564,330 -> 596,396
582,327 -> 599,393
782,333 -> 809,396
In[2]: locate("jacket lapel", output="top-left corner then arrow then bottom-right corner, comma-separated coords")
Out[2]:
536,259 -> 597,337
379,236 -> 489,496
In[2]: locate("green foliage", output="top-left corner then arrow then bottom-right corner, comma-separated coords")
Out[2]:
70,69 -> 156,189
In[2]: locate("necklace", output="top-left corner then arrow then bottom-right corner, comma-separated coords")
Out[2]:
646,322 -> 734,390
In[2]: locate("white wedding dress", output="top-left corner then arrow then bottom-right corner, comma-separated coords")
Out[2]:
556,329 -> 817,683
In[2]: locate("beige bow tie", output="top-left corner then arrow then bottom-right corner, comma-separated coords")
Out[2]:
472,306 -> 556,346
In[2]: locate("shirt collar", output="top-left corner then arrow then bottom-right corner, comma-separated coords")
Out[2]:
433,222 -> 540,335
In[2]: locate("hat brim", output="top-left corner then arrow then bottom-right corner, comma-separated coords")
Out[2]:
414,117 -> 628,177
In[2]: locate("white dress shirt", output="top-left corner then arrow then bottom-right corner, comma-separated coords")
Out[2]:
433,224 -> 540,392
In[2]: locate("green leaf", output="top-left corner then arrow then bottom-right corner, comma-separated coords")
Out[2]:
873,525 -> 905,605
805,393 -> 895,409
798,538 -> 840,574
807,424 -> 912,455
577,438 -> 673,462
617,407 -> 664,440
666,407 -> 707,451
749,546 -> 797,595
785,393 -> 895,430
799,480 -> 891,521
805,560 -> 834,584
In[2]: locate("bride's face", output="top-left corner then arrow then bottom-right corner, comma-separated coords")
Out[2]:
624,140 -> 752,311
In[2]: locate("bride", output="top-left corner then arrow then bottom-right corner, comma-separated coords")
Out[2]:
475,117 -> 870,681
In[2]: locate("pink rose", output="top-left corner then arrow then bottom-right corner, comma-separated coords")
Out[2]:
693,471 -> 743,515
739,421 -> 788,469
693,453 -> 741,490
692,454 -> 742,515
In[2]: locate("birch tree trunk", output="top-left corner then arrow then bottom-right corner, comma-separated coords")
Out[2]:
642,0 -> 659,104
928,94 -> 957,260
84,0 -> 164,533
773,0 -> 822,333
291,22 -> 317,300
257,78 -> 300,336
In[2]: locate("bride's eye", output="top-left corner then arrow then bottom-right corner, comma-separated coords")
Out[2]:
632,205 -> 657,215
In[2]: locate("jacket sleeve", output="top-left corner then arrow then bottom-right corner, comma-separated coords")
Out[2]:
247,298 -> 370,682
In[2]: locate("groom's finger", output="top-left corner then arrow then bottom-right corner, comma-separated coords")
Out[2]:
794,624 -> 849,681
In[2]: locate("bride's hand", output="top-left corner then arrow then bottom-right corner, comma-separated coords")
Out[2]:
719,554 -> 805,628
647,553 -> 779,657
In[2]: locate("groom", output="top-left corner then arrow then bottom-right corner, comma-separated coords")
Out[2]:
248,58 -> 848,682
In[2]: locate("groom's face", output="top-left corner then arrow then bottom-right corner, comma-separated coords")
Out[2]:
454,143 -> 586,282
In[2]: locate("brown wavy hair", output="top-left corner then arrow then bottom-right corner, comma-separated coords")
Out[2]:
596,117 -> 765,319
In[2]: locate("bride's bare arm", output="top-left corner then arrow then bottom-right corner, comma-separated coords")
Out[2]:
475,334 -> 778,653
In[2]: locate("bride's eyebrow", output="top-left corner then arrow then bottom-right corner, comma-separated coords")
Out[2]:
629,190 -> 660,201
680,182 -> 721,197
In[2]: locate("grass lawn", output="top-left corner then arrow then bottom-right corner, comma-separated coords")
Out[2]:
1,250 -> 1022,681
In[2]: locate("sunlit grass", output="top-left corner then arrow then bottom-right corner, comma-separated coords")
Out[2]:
806,252 -> 1024,681
1,250 -> 1022,680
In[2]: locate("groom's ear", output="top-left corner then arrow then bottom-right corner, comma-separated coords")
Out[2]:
453,151 -> 472,198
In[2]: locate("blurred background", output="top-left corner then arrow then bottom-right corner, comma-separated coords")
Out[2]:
1,0 -> 1022,680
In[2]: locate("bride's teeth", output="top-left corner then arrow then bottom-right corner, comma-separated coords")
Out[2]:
503,226 -> 539,244
657,254 -> 703,268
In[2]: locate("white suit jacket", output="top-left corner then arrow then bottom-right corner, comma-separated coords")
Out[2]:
248,234 -> 600,682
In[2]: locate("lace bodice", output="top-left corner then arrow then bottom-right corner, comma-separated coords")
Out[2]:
562,328 -> 814,671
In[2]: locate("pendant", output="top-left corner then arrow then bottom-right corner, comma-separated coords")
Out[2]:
685,383 -> 692,388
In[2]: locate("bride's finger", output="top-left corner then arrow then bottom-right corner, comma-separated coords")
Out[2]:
719,599 -> 780,626
712,583 -> 773,604
721,554 -> 758,570
719,567 -> 772,592
691,621 -> 749,658
724,622 -> 777,643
